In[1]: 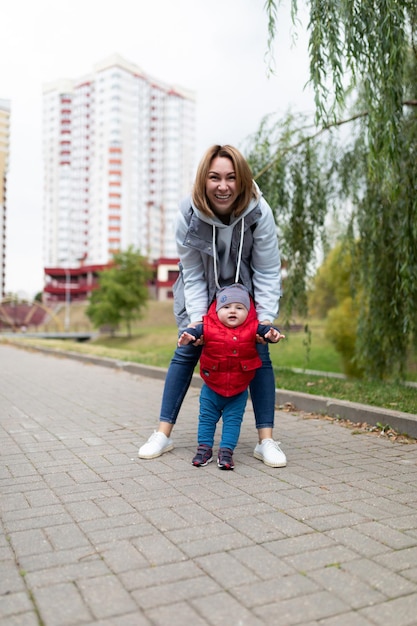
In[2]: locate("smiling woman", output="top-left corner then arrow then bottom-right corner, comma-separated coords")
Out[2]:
138,144 -> 287,469
205,159 -> 238,220
2,0 -> 312,299
192,145 -> 255,223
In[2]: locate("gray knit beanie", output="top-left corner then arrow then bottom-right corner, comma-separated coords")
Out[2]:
216,284 -> 250,312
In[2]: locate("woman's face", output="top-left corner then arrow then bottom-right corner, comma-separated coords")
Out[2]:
205,156 -> 238,219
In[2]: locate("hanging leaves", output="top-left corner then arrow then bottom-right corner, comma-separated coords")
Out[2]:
266,0 -> 410,173
248,1 -> 417,379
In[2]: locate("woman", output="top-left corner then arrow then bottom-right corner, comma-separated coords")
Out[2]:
138,144 -> 286,467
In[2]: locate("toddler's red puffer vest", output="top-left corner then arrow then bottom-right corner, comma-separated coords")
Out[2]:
200,299 -> 262,397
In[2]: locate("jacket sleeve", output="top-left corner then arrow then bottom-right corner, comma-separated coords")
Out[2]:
182,324 -> 204,340
251,197 -> 282,322
176,210 -> 209,323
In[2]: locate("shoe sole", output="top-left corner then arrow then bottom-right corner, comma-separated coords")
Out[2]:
192,457 -> 213,467
138,443 -> 174,459
217,461 -> 234,470
253,451 -> 287,468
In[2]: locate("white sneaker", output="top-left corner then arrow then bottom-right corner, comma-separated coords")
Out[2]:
254,439 -> 287,467
138,431 -> 174,459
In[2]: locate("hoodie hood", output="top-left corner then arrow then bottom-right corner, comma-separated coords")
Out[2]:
175,182 -> 280,328
190,183 -> 262,289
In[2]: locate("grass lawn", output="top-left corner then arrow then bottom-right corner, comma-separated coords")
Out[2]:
271,321 -> 343,373
274,368 -> 417,415
3,300 -> 416,415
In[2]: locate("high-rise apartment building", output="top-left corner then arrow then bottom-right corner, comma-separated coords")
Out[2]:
42,54 -> 195,269
0,99 -> 10,299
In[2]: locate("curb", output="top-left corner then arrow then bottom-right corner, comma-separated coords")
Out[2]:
275,389 -> 417,438
8,342 -> 417,438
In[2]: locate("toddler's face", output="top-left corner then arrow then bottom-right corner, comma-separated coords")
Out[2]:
217,303 -> 249,328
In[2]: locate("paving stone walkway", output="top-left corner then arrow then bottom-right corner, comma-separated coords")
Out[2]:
1,343 -> 417,626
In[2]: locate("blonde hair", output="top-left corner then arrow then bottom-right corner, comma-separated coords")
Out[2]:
192,145 -> 258,218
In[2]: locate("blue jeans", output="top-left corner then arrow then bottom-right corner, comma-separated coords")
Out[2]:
198,384 -> 248,450
160,342 -> 275,429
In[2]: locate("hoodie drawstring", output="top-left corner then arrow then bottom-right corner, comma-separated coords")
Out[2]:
212,216 -> 245,290
212,225 -> 220,290
235,216 -> 245,284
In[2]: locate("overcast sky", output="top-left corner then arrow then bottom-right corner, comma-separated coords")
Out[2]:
1,0 -> 314,298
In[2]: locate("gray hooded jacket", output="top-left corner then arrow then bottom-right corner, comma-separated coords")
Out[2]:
173,188 -> 281,331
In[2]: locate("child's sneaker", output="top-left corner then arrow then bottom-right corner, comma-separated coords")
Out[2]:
192,444 -> 213,467
217,447 -> 234,470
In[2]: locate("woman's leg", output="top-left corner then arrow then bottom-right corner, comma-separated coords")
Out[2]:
159,344 -> 202,429
249,343 -> 275,439
249,344 -> 287,467
138,344 -> 201,458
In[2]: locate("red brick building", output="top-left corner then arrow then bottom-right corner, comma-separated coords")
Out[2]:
43,258 -> 180,304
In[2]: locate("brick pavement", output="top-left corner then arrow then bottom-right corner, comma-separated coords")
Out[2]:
1,343 -> 417,626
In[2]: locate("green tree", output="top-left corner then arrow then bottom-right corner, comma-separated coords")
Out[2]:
265,0 -> 413,169
86,247 -> 151,337
245,110 -> 334,319
308,241 -> 363,377
245,1 -> 417,380
308,242 -> 354,319
326,296 -> 363,378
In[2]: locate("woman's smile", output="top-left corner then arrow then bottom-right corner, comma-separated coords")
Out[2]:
206,156 -> 238,217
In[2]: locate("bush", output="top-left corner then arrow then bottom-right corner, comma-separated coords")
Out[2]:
325,297 -> 364,378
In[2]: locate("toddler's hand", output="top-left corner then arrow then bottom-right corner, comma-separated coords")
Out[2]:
178,331 -> 204,347
264,328 -> 286,343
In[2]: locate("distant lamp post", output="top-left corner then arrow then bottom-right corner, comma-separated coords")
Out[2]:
64,268 -> 71,332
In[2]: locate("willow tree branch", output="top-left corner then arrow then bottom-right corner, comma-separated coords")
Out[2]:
254,101 -> 417,180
